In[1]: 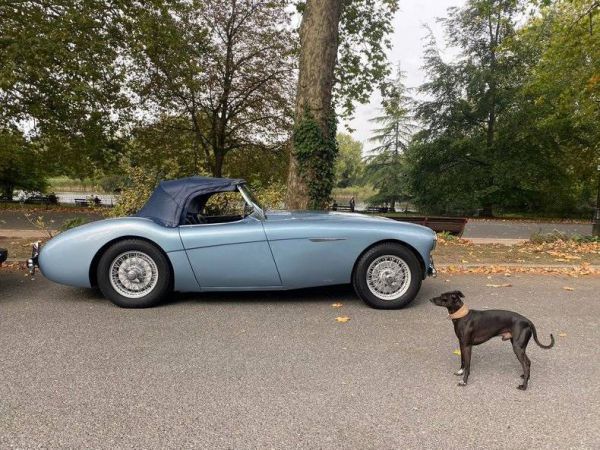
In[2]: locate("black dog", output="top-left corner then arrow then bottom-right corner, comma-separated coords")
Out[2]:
430,290 -> 554,390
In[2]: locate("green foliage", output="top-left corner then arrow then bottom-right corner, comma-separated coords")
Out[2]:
292,111 -> 338,209
250,181 -> 287,210
365,68 -> 413,209
109,166 -> 162,217
336,0 -> 400,117
0,0 -> 129,177
127,0 -> 294,177
406,0 -> 598,216
335,133 -> 364,188
59,217 -> 89,232
0,128 -> 47,198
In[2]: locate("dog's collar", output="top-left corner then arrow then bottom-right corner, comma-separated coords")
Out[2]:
448,304 -> 469,320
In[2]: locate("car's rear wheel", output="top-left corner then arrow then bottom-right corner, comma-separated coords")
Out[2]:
97,239 -> 171,308
353,243 -> 422,309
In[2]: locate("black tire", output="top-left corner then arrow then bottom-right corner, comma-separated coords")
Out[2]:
97,239 -> 171,308
352,243 -> 422,309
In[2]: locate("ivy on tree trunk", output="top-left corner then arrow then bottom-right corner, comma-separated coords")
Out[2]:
286,0 -> 343,210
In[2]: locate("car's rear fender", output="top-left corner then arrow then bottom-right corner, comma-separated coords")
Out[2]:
38,218 -> 197,291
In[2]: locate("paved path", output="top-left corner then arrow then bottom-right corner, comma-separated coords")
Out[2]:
1,272 -> 598,448
463,220 -> 592,239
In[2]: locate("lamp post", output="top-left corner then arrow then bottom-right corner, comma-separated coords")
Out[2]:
594,163 -> 600,237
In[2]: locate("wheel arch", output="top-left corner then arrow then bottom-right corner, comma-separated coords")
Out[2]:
351,239 -> 426,283
89,236 -> 174,288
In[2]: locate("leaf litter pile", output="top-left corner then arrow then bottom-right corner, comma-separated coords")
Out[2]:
435,235 -> 599,276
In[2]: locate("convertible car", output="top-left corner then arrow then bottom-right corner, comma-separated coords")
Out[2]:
33,177 -> 437,309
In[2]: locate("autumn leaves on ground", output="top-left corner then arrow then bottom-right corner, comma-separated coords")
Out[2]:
435,235 -> 600,276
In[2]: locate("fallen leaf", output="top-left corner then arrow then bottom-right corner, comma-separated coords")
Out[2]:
558,332 -> 567,337
453,349 -> 461,356
331,302 -> 343,308
486,283 -> 512,288
562,286 -> 575,291
335,316 -> 350,323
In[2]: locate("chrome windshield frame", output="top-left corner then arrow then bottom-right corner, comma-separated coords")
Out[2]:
238,184 -> 266,221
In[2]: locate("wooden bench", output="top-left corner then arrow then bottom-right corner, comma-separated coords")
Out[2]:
74,198 -> 89,207
387,216 -> 468,236
367,206 -> 390,214
330,205 -> 353,212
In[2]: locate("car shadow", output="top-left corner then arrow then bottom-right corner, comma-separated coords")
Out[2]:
167,284 -> 361,307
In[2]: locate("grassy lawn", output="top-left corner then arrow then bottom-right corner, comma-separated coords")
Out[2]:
47,176 -> 104,193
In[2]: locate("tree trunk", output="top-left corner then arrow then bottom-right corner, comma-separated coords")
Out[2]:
214,152 -> 224,178
286,0 -> 343,209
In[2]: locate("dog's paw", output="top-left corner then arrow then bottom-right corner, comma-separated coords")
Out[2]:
454,369 -> 464,376
517,384 -> 527,390
457,381 -> 467,387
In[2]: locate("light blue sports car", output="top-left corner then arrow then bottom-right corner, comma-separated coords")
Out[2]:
33,177 -> 437,308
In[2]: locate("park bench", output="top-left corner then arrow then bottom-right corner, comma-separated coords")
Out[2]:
74,198 -> 89,207
367,206 -> 390,213
331,204 -> 353,212
388,216 -> 468,236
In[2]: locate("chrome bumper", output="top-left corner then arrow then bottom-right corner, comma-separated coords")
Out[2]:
27,241 -> 40,275
427,257 -> 437,278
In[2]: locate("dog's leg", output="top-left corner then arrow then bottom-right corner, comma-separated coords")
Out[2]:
454,346 -> 465,376
458,345 -> 471,386
512,328 -> 532,390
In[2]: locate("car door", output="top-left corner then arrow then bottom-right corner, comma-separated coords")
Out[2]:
179,215 -> 281,288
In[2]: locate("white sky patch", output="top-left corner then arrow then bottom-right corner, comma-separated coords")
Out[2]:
341,0 -> 466,154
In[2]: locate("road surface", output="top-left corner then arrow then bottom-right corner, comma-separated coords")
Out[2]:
1,272 -> 598,448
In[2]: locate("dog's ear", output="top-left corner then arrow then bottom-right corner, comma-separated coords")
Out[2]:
456,291 -> 464,298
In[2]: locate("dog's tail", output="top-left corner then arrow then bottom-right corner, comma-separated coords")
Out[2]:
531,323 -> 554,349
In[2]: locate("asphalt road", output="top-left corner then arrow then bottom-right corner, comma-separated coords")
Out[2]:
1,272 -> 598,449
462,220 -> 593,239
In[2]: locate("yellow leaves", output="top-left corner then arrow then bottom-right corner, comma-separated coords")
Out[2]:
335,316 -> 351,323
438,263 -> 599,277
558,332 -> 567,337
562,286 -> 575,291
331,302 -> 343,308
486,283 -> 512,288
453,349 -> 461,356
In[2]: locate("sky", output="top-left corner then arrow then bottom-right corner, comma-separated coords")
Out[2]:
342,0 -> 466,153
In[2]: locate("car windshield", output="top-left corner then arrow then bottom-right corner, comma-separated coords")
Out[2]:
238,184 -> 264,213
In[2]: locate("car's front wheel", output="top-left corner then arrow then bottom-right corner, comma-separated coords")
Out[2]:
97,239 -> 171,308
353,243 -> 422,309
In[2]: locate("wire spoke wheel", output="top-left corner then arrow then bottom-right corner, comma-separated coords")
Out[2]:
109,251 -> 159,299
366,255 -> 411,301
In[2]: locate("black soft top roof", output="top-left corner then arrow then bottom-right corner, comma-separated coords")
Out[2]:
136,176 -> 245,227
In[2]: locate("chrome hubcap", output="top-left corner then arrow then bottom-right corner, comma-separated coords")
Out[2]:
109,251 -> 158,298
366,255 -> 411,300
